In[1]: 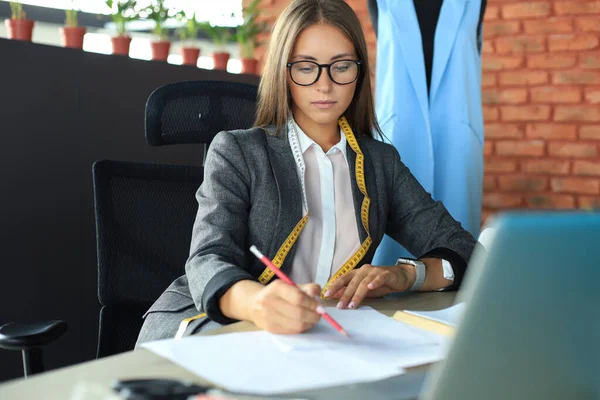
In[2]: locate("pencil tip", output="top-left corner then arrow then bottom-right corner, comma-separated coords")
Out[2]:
342,330 -> 349,338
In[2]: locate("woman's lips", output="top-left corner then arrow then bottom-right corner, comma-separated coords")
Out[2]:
312,101 -> 337,109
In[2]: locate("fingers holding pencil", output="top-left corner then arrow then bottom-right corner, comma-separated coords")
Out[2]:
249,245 -> 349,337
249,280 -> 322,334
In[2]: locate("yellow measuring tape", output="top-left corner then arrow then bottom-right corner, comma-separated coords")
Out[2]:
176,117 -> 372,339
258,116 -> 372,297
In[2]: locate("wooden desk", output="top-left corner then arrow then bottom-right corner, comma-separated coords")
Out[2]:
0,292 -> 456,399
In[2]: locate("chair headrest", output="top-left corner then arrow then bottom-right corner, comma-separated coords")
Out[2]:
144,80 -> 259,147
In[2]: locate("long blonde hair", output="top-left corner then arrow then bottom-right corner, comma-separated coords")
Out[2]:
255,0 -> 382,138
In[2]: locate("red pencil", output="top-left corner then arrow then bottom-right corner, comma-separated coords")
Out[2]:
249,245 -> 349,338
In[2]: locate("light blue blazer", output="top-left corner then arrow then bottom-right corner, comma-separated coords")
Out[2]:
373,0 -> 484,265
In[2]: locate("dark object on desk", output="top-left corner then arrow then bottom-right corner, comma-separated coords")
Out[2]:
93,161 -> 203,358
113,378 -> 209,400
0,320 -> 67,377
144,80 -> 258,147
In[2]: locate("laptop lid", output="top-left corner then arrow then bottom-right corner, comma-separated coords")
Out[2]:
421,212 -> 600,400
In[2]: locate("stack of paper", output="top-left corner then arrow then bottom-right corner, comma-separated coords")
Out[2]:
142,306 -> 447,395
404,302 -> 466,327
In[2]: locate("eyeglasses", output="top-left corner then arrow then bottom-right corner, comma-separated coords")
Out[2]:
287,60 -> 362,86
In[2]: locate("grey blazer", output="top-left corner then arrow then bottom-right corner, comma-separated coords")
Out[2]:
145,125 -> 476,325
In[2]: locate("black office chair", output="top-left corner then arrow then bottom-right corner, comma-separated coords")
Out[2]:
94,80 -> 259,357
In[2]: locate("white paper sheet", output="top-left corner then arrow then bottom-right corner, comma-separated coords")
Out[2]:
405,302 -> 466,327
269,306 -> 447,368
142,307 -> 448,395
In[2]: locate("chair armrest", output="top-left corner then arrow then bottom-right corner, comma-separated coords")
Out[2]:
0,320 -> 68,351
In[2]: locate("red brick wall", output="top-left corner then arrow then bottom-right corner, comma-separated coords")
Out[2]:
252,0 -> 600,221
480,0 -> 600,222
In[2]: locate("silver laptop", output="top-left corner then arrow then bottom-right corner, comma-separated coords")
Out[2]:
421,211 -> 600,400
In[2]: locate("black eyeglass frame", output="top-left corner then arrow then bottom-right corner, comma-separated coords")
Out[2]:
286,60 -> 363,86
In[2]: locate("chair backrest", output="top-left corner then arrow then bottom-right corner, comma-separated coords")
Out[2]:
144,80 -> 259,146
93,160 -> 203,357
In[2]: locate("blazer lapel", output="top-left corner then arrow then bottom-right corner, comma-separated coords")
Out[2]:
430,0 -> 469,103
264,125 -> 303,273
389,0 -> 430,127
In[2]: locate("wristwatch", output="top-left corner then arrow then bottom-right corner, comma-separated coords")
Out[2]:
395,257 -> 426,291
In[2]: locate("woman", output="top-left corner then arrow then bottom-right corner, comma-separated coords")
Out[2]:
136,0 -> 476,345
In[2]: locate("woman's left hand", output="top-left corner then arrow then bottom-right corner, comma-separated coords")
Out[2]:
324,264 -> 412,309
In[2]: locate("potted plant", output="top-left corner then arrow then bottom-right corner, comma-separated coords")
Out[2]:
234,0 -> 267,75
176,11 -> 201,66
105,0 -> 137,56
140,0 -> 175,62
200,22 -> 232,71
5,2 -> 34,42
60,4 -> 86,49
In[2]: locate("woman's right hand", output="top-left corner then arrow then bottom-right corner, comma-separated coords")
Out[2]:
248,280 -> 322,334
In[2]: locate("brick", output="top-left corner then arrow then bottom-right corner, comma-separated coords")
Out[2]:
581,53 -> 600,69
580,125 -> 600,139
576,17 -> 600,32
485,5 -> 500,21
554,1 -> 600,15
482,55 -> 524,71
526,124 -> 577,140
495,36 -> 546,54
548,34 -> 599,52
573,160 -> 600,176
482,40 -> 494,54
502,2 -> 551,19
579,196 -> 600,209
527,54 -> 577,69
482,88 -> 528,104
551,177 -> 600,194
502,105 -> 551,121
496,140 -> 545,156
483,193 -> 523,208
553,71 -> 600,85
499,175 -> 548,192
485,159 -> 518,173
521,159 -> 571,174
486,123 -> 525,139
484,141 -> 494,156
530,87 -> 581,104
555,106 -> 600,122
500,71 -> 548,86
483,106 -> 499,121
523,18 -> 574,34
586,89 -> 600,104
526,194 -> 576,209
482,73 -> 497,88
548,142 -> 599,158
484,176 -> 497,190
484,21 -> 522,39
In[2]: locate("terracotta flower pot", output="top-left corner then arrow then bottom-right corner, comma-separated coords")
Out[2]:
180,47 -> 200,66
5,19 -> 34,41
212,52 -> 230,71
111,35 -> 132,56
151,41 -> 171,61
240,58 -> 259,75
60,26 -> 86,49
